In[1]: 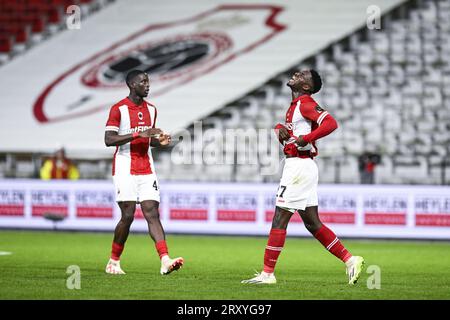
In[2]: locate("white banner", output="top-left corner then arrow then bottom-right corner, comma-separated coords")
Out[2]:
1,179 -> 449,239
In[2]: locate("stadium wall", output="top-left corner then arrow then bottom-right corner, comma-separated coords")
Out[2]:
0,179 -> 449,240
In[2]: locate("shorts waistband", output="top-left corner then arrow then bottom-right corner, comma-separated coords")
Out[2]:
286,150 -> 312,159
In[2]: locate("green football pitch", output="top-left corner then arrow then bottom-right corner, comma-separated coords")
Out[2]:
0,230 -> 449,300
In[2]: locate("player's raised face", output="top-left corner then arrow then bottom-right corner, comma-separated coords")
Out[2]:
130,73 -> 150,97
287,70 -> 313,92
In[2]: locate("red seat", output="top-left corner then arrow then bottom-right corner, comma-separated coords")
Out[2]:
46,7 -> 61,24
0,35 -> 12,53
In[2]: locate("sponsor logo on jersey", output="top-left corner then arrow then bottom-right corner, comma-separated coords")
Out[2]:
124,126 -> 152,134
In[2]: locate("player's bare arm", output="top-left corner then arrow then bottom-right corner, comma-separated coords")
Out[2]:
150,133 -> 172,147
138,127 -> 164,139
104,128 -> 163,147
295,136 -> 308,147
274,124 -> 290,144
278,127 -> 290,142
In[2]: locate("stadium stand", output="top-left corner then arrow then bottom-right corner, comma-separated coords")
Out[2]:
155,0 -> 450,185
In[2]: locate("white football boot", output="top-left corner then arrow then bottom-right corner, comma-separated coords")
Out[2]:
241,271 -> 277,284
105,258 -> 126,275
345,256 -> 365,285
160,256 -> 184,275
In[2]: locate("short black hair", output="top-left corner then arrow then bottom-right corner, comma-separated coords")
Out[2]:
310,69 -> 322,94
126,70 -> 146,87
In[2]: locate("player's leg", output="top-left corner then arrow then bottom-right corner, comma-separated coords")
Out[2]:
241,206 -> 293,284
106,201 -> 136,274
298,206 -> 364,284
242,158 -> 308,284
139,174 -> 184,275
114,201 -> 136,244
140,200 -> 165,242
140,199 -> 184,275
106,174 -> 138,274
264,206 -> 293,273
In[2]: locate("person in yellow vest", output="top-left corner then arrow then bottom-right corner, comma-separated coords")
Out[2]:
40,147 -> 79,180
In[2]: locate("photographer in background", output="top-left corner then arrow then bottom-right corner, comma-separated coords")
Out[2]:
40,147 -> 79,180
358,151 -> 381,184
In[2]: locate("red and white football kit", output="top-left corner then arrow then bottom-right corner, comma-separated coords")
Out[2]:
105,97 -> 160,202
275,94 -> 338,212
244,94 -> 363,284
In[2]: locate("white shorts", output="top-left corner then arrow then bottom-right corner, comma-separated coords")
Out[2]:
113,174 -> 160,203
275,157 -> 318,213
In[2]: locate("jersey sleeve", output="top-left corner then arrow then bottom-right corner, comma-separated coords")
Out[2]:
105,106 -> 120,132
300,101 -> 329,125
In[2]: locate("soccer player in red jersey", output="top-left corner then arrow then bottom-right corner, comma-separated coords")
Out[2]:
104,70 -> 183,275
242,70 -> 364,285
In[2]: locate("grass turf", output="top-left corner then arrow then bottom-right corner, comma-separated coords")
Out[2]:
0,230 -> 449,300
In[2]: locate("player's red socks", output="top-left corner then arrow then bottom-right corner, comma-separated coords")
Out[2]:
263,228 -> 287,273
314,225 -> 352,263
155,240 -> 169,259
111,242 -> 124,261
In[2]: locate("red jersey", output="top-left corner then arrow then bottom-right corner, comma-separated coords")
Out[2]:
105,97 -> 157,176
284,94 -> 333,157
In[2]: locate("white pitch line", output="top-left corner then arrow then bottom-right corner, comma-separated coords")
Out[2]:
0,251 -> 12,256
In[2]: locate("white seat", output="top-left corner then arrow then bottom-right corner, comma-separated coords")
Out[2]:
340,53 -> 357,76
372,32 -> 389,54
406,34 -> 422,55
220,108 -> 241,129
382,133 -> 397,155
375,156 -> 393,184
373,54 -> 390,76
394,156 -> 428,183
340,77 -> 356,96
315,53 -> 328,71
15,161 -> 35,178
339,156 -> 359,184
401,79 -> 423,97
421,1 -> 437,23
204,164 -> 234,182
357,43 -> 373,65
352,88 -> 369,109
235,164 -> 262,182
316,157 -> 336,183
423,85 -> 443,110
241,98 -> 260,118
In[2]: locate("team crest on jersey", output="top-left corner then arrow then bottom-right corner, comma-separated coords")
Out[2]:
32,5 -> 286,124
284,123 -> 294,130
138,112 -> 143,120
315,105 -> 325,113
